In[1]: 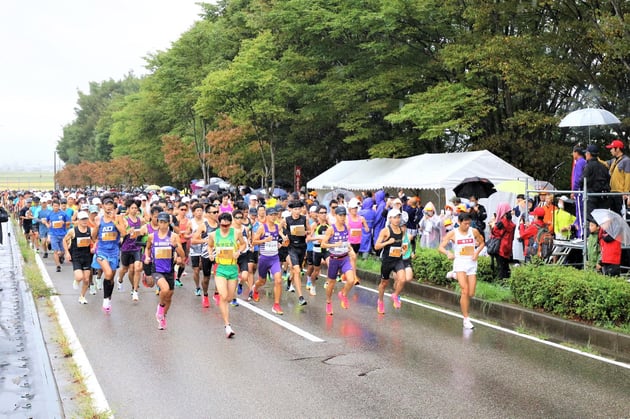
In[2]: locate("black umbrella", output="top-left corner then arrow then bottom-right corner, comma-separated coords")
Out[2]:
453,177 -> 497,199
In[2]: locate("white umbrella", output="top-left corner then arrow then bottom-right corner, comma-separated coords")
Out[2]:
559,108 -> 621,142
591,209 -> 630,245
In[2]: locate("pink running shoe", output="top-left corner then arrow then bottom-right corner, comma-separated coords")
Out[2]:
202,295 -> 210,308
213,293 -> 220,306
338,291 -> 349,309
326,302 -> 333,316
156,305 -> 166,329
377,299 -> 385,314
391,293 -> 402,309
272,303 -> 284,315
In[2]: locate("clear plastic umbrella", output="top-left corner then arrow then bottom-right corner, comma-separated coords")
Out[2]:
558,108 -> 621,142
591,209 -> 630,245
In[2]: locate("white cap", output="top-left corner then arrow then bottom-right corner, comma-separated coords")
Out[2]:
68,193 -> 76,199
150,195 -> 159,203
309,205 -> 318,213
77,211 -> 89,220
348,198 -> 360,209
181,196 -> 190,203
558,195 -> 570,201
138,194 -> 147,201
388,209 -> 402,218
92,197 -> 102,205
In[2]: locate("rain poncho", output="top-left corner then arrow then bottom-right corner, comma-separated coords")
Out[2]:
372,191 -> 387,248
359,197 -> 375,253
418,202 -> 441,248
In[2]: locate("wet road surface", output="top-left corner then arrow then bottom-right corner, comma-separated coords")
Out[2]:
34,245 -> 630,418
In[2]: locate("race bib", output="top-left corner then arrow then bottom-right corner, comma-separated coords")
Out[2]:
333,241 -> 349,254
350,228 -> 362,237
52,220 -> 64,229
264,240 -> 278,252
155,247 -> 172,259
313,246 -> 321,254
290,225 -> 306,236
459,246 -> 474,256
102,232 -> 117,241
217,246 -> 234,260
77,237 -> 91,248
389,246 -> 402,258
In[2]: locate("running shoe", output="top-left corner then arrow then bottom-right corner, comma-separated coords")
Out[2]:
230,298 -> 239,307
288,283 -> 296,293
309,284 -> 317,296
326,302 -> 333,316
160,316 -> 167,330
175,279 -> 183,288
78,296 -> 88,305
298,296 -> 307,306
463,318 -> 475,329
391,293 -> 402,309
117,280 -> 124,292
72,279 -> 79,290
59,254 -> 65,264
225,324 -> 235,338
102,298 -> 111,313
323,281 -> 328,290
338,291 -> 349,309
445,271 -> 456,280
202,295 -> 210,308
56,266 -> 61,272
181,272 -> 188,277
377,299 -> 385,314
132,291 -> 139,302
247,290 -> 253,301
89,284 -> 97,295
237,283 -> 243,295
305,280 -> 312,291
96,276 -> 103,290
195,288 -> 202,296
156,305 -> 166,329
252,289 -> 260,302
272,303 -> 284,315
43,252 -> 48,258
213,293 -> 220,306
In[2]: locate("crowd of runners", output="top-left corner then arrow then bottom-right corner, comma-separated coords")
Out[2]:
2,186 -> 480,338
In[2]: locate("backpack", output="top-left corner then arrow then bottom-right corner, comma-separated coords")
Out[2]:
527,224 -> 554,260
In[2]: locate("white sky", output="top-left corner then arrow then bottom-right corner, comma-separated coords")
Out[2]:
0,0 -> 203,170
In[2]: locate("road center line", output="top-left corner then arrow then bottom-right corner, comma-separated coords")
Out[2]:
236,299 -> 325,343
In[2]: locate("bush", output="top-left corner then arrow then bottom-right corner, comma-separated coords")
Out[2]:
510,264 -> 630,325
411,247 -> 496,285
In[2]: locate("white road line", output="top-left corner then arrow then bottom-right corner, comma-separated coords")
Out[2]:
236,299 -> 325,342
36,254 -> 113,416
356,285 -> 630,370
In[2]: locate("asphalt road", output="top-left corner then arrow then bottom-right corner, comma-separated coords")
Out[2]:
40,252 -> 630,418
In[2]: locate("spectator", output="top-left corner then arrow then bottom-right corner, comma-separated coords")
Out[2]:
571,145 -> 587,238
489,202 -> 516,279
418,202 -> 441,248
468,194 -> 487,238
599,221 -> 621,276
586,221 -> 601,272
519,206 -> 547,262
603,139 -> 630,216
553,196 -> 576,240
579,144 -> 610,223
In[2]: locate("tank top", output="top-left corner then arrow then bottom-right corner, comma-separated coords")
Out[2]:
97,218 -> 120,255
152,230 -> 173,273
381,225 -> 404,261
452,227 -> 475,262
312,223 -> 329,254
329,224 -> 350,257
286,215 -> 307,248
190,218 -> 209,257
215,228 -> 237,265
259,223 -> 281,257
251,221 -> 262,251
347,214 -> 363,244
204,223 -> 218,258
70,226 -> 92,257
179,217 -> 190,243
121,215 -> 142,252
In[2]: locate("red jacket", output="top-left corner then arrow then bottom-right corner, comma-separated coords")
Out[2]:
519,219 -> 547,256
490,216 -> 515,258
599,228 -> 621,264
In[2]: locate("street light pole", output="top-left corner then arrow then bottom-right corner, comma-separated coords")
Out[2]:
53,151 -> 57,191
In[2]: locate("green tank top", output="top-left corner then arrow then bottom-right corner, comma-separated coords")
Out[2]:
215,227 -> 237,265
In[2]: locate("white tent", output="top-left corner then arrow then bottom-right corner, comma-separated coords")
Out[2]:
307,150 -> 534,195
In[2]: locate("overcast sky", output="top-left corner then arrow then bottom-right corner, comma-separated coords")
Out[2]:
0,0 -> 202,170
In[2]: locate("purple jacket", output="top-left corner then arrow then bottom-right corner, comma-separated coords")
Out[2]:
572,157 -> 587,191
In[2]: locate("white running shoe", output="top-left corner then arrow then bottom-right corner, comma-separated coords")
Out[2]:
463,317 -> 475,329
102,298 -> 111,313
309,284 -> 317,296
89,284 -> 97,295
72,280 -> 79,290
78,296 -> 88,304
96,276 -> 103,290
132,291 -> 139,302
288,284 -> 296,293
117,280 -> 124,292
225,324 -> 235,339
446,271 -> 456,280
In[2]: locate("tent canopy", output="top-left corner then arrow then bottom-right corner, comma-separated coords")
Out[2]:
307,150 -> 534,195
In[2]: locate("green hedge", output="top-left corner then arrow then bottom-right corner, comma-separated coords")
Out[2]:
412,248 -> 630,326
510,264 -> 630,325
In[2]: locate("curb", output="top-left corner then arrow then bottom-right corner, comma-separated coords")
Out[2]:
357,269 -> 630,363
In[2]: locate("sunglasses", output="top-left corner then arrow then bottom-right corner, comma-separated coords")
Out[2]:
330,206 -> 338,209
318,211 -> 327,214
234,216 -> 243,219
220,223 -> 231,227
209,211 -> 219,214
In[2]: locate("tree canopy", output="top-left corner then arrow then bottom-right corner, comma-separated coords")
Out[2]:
56,0 -> 629,191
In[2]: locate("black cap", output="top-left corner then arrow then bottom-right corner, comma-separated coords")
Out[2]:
157,212 -> 170,222
267,207 -> 278,215
288,200 -> 304,209
586,144 -> 599,155
335,206 -> 347,215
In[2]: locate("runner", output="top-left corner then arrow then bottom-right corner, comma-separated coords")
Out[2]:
231,208 -> 251,307
438,212 -> 485,329
189,204 -> 214,306
117,199 -> 144,302
207,212 -> 248,338
175,201 -> 191,285
284,200 -> 309,306
18,198 -> 34,248
247,205 -> 265,301
306,205 -> 330,296
91,197 -> 126,313
203,203 -> 221,305
44,199 -> 70,272
63,211 -> 93,304
346,198 -> 369,285
30,196 -> 41,253
144,212 -> 186,330
374,208 -> 407,314
37,198 -> 52,258
250,206 -> 287,314
320,206 -> 358,315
